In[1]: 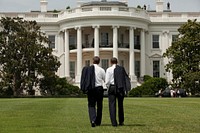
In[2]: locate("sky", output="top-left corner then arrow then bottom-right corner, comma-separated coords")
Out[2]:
0,0 -> 199,12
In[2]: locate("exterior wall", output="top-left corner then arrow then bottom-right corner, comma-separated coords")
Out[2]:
0,1 -> 200,88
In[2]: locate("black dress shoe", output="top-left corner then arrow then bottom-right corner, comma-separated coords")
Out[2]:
119,122 -> 124,126
91,121 -> 96,127
112,124 -> 117,127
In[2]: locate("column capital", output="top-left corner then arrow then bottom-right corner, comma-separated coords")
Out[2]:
162,30 -> 170,35
92,25 -> 100,29
140,28 -> 147,32
75,26 -> 81,30
64,28 -> 69,32
129,27 -> 136,30
112,25 -> 120,29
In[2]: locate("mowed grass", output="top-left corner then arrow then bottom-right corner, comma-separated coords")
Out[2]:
0,98 -> 200,133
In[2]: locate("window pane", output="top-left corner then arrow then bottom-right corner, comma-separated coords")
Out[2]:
85,60 -> 90,66
134,35 -> 140,49
172,35 -> 178,42
152,35 -> 159,48
69,35 -> 76,49
70,61 -> 75,78
153,61 -> 160,77
135,61 -> 140,78
101,33 -> 109,46
101,59 -> 109,71
48,35 -> 55,49
119,60 -> 124,67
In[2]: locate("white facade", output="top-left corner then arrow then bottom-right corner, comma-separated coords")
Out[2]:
0,0 -> 200,87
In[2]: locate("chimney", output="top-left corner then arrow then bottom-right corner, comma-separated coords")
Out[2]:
156,0 -> 164,12
40,0 -> 48,12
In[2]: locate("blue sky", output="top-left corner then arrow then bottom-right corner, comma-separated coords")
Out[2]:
0,0 -> 199,12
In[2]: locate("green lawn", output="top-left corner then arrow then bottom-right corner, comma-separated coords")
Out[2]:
0,98 -> 200,133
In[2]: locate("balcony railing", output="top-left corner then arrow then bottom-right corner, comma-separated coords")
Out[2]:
0,6 -> 150,22
0,7 -> 200,23
69,42 -> 141,50
118,43 -> 129,48
99,43 -> 113,48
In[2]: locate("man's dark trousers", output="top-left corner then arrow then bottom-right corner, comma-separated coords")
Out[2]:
87,86 -> 104,125
108,85 -> 124,126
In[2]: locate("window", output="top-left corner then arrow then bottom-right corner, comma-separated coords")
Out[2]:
69,35 -> 76,49
135,61 -> 140,78
134,35 -> 140,49
84,34 -> 90,48
119,34 -> 124,47
172,35 -> 178,42
153,61 -> 160,77
119,60 -> 124,67
101,59 -> 109,71
48,35 -> 55,49
101,33 -> 109,46
152,35 -> 159,48
70,61 -> 75,79
85,60 -> 90,66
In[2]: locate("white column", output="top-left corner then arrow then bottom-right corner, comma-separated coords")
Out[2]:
162,30 -> 170,81
65,30 -> 70,77
140,29 -> 146,77
129,27 -> 136,81
93,25 -> 100,56
113,26 -> 119,58
75,27 -> 82,83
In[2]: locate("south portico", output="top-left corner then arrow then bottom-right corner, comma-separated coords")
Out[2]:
57,24 -> 148,88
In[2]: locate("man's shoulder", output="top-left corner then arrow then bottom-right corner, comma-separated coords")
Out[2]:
106,66 -> 113,71
115,65 -> 124,70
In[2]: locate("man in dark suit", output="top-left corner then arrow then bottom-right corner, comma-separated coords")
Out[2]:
80,56 -> 105,127
105,57 -> 130,126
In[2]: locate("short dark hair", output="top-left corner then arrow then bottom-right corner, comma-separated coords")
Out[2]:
93,56 -> 100,64
111,57 -> 118,64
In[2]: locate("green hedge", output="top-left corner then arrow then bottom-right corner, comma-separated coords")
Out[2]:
129,75 -> 168,97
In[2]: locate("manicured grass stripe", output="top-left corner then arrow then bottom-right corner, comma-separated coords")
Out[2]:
0,98 -> 200,133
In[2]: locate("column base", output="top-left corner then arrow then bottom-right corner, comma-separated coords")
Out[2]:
75,75 -> 81,84
129,75 -> 137,89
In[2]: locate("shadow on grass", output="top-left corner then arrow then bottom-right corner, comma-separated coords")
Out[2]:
101,123 -> 146,127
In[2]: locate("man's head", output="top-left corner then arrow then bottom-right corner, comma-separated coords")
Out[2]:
93,56 -> 100,64
110,57 -> 118,65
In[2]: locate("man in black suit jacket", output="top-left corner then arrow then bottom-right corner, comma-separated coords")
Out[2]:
105,57 -> 130,126
80,56 -> 105,127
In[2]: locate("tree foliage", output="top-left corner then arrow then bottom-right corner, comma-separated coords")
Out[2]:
163,19 -> 200,94
0,17 -> 60,96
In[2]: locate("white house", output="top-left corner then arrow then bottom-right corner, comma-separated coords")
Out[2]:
0,0 -> 200,88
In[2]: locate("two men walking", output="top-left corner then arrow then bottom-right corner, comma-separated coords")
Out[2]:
80,56 -> 130,127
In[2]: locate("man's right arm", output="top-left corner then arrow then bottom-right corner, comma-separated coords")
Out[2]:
105,68 -> 110,88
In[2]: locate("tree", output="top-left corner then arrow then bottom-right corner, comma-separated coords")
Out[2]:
0,17 -> 60,96
163,19 -> 200,94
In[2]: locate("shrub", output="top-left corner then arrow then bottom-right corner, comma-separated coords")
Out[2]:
128,86 -> 142,97
129,77 -> 168,97
40,76 -> 83,96
0,85 -> 13,97
143,75 -> 152,82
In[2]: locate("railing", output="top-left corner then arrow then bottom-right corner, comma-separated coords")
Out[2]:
134,44 -> 140,50
99,43 -> 113,48
149,12 -> 200,22
0,7 -> 199,22
0,6 -> 150,21
69,42 -> 141,50
118,43 -> 129,48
